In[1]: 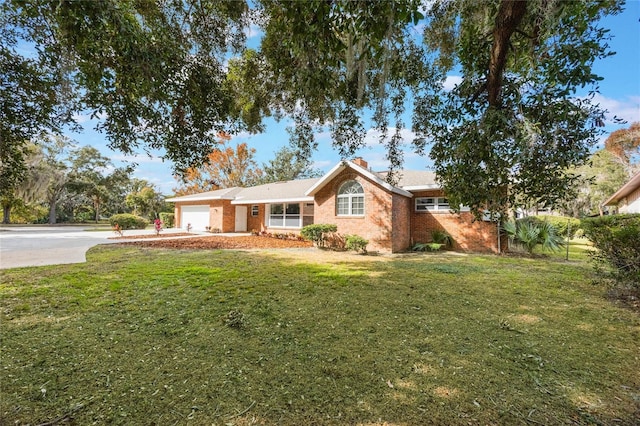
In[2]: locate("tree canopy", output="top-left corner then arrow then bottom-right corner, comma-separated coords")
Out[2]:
563,149 -> 628,217
173,141 -> 263,195
604,122 -> 640,176
3,0 -> 625,217
2,0 -> 254,172
261,146 -> 323,184
254,0 -> 622,216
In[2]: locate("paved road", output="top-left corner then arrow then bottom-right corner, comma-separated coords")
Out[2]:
0,226 -> 184,269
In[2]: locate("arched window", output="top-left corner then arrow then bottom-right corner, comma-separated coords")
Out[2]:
337,180 -> 364,216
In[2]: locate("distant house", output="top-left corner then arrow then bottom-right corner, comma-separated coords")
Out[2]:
603,171 -> 640,214
166,158 -> 503,253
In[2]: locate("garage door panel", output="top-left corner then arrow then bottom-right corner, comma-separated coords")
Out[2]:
180,205 -> 210,231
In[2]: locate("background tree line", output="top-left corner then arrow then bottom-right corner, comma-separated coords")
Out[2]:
1,136 -> 167,224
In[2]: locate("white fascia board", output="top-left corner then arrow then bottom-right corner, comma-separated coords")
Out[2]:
304,162 -> 348,196
403,184 -> 441,191
389,187 -> 413,197
231,197 -> 314,205
166,195 -> 235,202
603,171 -> 640,206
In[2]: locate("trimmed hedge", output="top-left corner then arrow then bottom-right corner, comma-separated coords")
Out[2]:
301,224 -> 337,246
301,224 -> 368,253
345,234 -> 368,253
109,213 -> 148,230
532,215 -> 582,238
582,214 -> 640,289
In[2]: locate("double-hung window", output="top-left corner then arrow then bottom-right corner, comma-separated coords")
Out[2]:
337,180 -> 365,216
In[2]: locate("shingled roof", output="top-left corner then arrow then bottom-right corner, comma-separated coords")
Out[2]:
231,177 -> 320,204
167,162 -> 441,204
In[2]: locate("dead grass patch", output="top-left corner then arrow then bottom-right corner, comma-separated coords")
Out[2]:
433,386 -> 460,398
512,314 -> 543,324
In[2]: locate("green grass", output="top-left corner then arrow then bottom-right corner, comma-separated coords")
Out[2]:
1,246 -> 638,425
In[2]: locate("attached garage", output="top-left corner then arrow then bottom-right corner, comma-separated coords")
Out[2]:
179,205 -> 210,231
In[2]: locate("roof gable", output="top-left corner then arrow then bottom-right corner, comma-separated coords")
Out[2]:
305,160 -> 413,197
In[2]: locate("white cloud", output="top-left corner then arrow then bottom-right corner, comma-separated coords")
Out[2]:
230,130 -> 253,141
245,24 -> 263,39
150,178 -> 178,195
72,111 -> 107,124
363,127 -> 419,148
443,75 -> 463,91
363,152 -> 394,170
315,130 -> 332,141
311,160 -> 333,170
111,153 -> 165,164
592,93 -> 640,124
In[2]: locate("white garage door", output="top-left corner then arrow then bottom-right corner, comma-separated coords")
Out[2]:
180,205 -> 210,231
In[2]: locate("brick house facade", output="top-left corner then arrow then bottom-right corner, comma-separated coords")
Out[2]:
167,159 -> 502,253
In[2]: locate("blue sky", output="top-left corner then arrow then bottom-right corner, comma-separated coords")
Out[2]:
72,3 -> 640,194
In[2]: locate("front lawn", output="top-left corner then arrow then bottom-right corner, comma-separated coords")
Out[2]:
1,246 -> 638,425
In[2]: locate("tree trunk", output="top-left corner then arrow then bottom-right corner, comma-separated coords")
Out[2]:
2,204 -> 11,224
488,0 -> 528,108
48,203 -> 57,224
94,200 -> 100,223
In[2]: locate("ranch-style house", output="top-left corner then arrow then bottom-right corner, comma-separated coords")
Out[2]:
166,158 -> 503,253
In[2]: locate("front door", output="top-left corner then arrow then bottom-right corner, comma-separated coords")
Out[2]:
235,206 -> 248,232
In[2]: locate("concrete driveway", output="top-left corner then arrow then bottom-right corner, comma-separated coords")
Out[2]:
0,226 -> 187,269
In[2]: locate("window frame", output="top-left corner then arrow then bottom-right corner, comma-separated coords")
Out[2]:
415,197 -> 450,212
267,202 -> 302,228
336,180 -> 365,217
251,205 -> 259,217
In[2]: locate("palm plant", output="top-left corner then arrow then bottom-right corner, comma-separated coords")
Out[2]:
502,218 -> 564,254
431,230 -> 454,248
515,220 -> 541,253
537,221 -> 564,252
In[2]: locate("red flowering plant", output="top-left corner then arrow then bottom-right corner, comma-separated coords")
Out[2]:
112,223 -> 123,237
154,218 -> 163,236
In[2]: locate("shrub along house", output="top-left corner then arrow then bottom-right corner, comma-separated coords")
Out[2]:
166,158 -> 502,253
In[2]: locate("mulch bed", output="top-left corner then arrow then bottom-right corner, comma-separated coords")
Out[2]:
109,233 -> 193,240
113,235 -> 314,250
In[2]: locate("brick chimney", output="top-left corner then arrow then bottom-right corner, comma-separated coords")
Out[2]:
352,157 -> 368,169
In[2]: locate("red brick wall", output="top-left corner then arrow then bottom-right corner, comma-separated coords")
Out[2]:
314,169 -> 401,252
391,193 -> 412,252
246,204 -> 265,233
409,190 -> 501,253
174,205 -> 181,228
210,202 -> 223,231
221,200 -> 237,232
